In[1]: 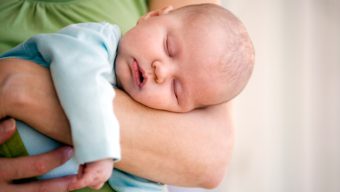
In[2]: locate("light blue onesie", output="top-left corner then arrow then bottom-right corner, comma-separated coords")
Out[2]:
0,22 -> 163,192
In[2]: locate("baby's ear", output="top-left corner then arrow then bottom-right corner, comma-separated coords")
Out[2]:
138,6 -> 173,24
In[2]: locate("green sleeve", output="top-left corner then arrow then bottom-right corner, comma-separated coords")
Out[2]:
0,0 -> 148,53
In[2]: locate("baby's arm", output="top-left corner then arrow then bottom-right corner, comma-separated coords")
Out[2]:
31,23 -> 121,189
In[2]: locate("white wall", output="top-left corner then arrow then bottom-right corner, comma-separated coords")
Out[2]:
170,0 -> 340,191
218,0 -> 340,192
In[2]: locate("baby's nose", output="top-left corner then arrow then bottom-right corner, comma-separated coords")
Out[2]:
152,60 -> 171,84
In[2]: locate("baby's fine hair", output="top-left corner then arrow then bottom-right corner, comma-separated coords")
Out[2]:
173,4 -> 255,104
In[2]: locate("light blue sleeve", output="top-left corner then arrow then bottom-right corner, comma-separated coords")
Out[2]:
32,22 -> 121,164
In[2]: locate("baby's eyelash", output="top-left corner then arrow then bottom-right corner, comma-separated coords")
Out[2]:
166,38 -> 170,56
166,37 -> 173,57
173,80 -> 179,102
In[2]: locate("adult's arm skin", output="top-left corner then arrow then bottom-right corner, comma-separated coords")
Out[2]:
0,118 -> 76,192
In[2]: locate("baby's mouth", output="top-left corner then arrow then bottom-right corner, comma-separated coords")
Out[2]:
132,59 -> 146,89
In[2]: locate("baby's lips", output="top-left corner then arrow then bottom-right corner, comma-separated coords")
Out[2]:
132,59 -> 146,89
131,59 -> 140,87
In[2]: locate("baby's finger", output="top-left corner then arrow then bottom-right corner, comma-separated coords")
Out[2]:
89,182 -> 105,190
67,178 -> 88,191
77,164 -> 85,179
68,170 -> 97,191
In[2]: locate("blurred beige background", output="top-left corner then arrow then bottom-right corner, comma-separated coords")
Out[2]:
169,0 -> 340,191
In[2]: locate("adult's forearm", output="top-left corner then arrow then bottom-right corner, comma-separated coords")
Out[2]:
113,90 -> 233,188
0,58 -> 234,188
0,58 -> 72,143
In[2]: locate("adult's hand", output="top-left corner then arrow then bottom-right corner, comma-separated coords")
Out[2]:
0,118 -> 76,192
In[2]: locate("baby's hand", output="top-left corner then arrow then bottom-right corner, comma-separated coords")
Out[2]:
68,159 -> 114,191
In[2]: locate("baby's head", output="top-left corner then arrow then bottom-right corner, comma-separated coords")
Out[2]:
116,3 -> 254,112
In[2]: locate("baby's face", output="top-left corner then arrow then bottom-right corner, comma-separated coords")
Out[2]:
115,8 -> 229,112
